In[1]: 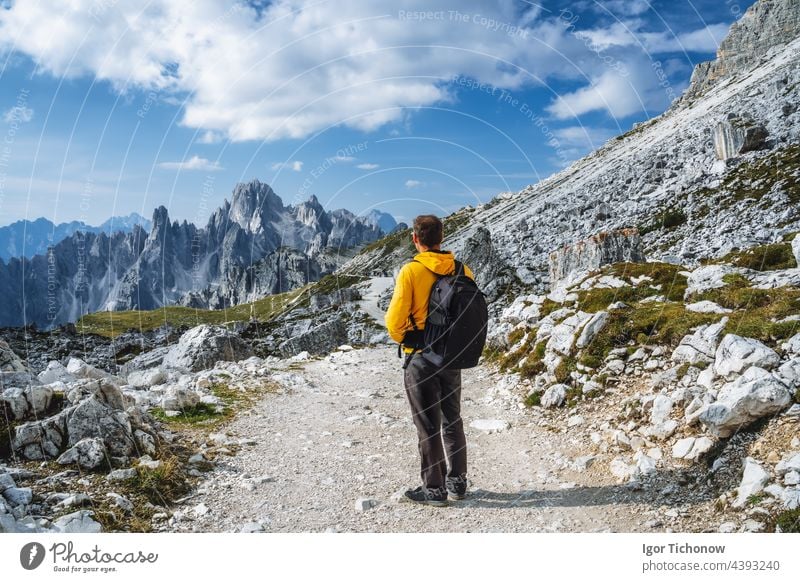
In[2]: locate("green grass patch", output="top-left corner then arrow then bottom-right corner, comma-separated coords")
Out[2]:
524,391 -> 542,407
576,262 -> 688,312
150,382 -> 275,429
695,276 -> 800,344
719,144 -> 800,204
78,285 -> 308,338
539,298 -> 562,318
130,455 -> 192,507
774,508 -> 800,533
715,242 -> 797,271
507,327 -> 526,347
580,303 -> 718,364
360,225 -> 414,256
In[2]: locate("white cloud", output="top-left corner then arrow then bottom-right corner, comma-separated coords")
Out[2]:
3,105 -> 33,123
356,163 -> 379,170
0,1 -> 734,136
405,180 -> 422,189
641,24 -> 731,53
0,0 -> 588,141
158,155 -> 222,171
197,130 -> 223,144
332,155 -> 356,162
271,160 -> 304,172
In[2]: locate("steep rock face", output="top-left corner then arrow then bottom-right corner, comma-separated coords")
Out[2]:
713,115 -> 770,159
0,180 -> 389,327
684,0 -> 800,102
548,229 -> 644,290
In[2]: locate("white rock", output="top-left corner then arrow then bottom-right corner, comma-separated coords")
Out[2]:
193,503 -> 209,517
685,265 -> 742,296
700,371 -> 791,437
672,437 -> 696,459
714,334 -> 780,379
546,311 -> 593,356
567,415 -> 584,427
782,333 -> 800,356
54,510 -> 102,533
697,366 -> 716,389
718,522 -> 737,533
575,311 -> 609,349
469,419 -> 510,433
605,359 -> 625,375
634,451 -> 657,476
106,468 -> 137,482
686,300 -> 732,314
792,237 -> 800,268
610,457 -> 636,481
775,359 -> 800,390
337,345 -> 354,352
57,437 -> 108,470
650,394 -> 673,425
106,492 -> 134,513
37,361 -> 77,384
541,384 -> 568,408
641,419 -> 678,440
775,453 -> 800,476
733,457 -> 770,508
784,471 -> 800,486
161,386 -> 200,411
671,319 -> 727,365
127,368 -> 166,388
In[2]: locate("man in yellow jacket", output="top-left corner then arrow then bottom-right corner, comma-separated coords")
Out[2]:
385,215 -> 474,507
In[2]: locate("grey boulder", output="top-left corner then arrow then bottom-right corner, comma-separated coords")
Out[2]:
162,325 -> 253,372
57,437 -> 108,470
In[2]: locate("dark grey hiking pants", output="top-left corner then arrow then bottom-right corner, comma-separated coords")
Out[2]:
403,354 -> 467,490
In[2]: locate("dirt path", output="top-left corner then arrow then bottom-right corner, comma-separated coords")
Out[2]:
168,347 -> 706,533
356,276 -> 393,323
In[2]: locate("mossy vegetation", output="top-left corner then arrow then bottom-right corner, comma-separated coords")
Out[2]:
360,225 -> 414,255
78,285 -> 308,338
576,262 -> 688,312
638,208 -> 687,236
715,242 -> 797,271
442,209 -> 473,240
773,508 -> 800,533
694,275 -> 800,344
151,382 -> 274,429
719,144 -> 800,204
579,303 -> 718,364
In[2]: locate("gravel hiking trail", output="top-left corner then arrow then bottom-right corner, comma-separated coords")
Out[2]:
170,347 -> 711,533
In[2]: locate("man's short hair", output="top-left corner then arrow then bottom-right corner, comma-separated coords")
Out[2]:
413,215 -> 443,248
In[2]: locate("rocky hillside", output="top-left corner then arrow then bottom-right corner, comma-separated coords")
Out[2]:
0,180 -> 391,328
343,0 -> 800,295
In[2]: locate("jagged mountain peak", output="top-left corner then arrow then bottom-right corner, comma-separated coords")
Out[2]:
684,0 -> 800,102
228,179 -> 284,233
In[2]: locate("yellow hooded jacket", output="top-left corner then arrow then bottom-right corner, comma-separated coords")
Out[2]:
384,250 -> 475,352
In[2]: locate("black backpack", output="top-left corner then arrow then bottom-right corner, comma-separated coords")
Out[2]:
401,260 -> 488,370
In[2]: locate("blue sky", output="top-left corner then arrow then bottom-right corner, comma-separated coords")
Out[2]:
0,0 -> 756,227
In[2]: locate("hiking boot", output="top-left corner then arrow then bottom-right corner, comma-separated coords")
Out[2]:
402,486 -> 448,507
446,475 -> 468,500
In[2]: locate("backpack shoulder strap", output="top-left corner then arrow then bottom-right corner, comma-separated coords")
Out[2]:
453,260 -> 464,277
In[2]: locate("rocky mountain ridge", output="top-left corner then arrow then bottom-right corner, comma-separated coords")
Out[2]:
0,213 -> 151,261
0,180 -> 392,328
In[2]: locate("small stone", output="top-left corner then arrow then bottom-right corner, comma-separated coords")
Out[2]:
240,522 -> 265,533
106,493 -> 134,513
106,468 -> 137,482
53,510 -> 102,533
469,419 -> 510,433
355,498 -> 378,512
718,522 -> 737,533
2,487 -> 32,506
193,503 -> 209,517
784,471 -> 800,486
734,457 -> 770,508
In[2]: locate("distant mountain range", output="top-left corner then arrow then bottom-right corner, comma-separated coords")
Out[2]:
0,213 -> 152,261
0,181 -> 396,328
